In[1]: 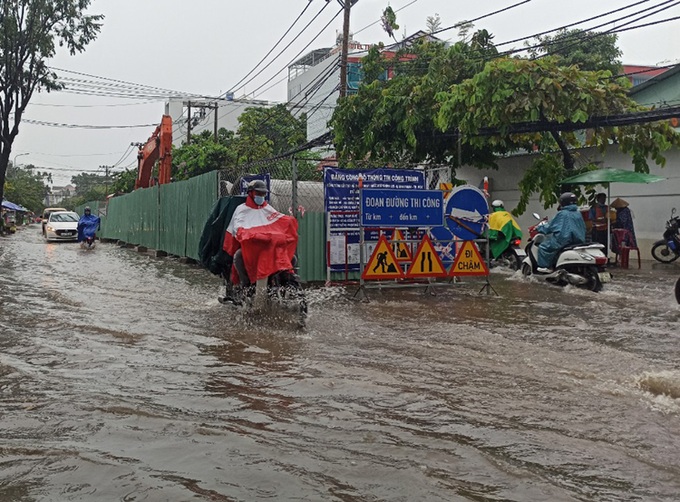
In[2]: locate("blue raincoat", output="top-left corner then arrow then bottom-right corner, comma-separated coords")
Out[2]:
537,204 -> 586,268
77,214 -> 100,242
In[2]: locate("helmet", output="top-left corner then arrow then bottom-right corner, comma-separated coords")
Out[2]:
559,192 -> 577,207
246,179 -> 268,193
84,206 -> 91,213
491,200 -> 504,209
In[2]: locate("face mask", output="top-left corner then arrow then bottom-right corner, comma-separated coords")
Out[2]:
253,195 -> 265,206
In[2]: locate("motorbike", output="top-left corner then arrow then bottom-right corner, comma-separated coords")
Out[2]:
521,213 -> 610,292
488,237 -> 526,271
78,217 -> 99,250
651,208 -> 680,263
220,268 -> 307,326
81,235 -> 96,250
218,231 -> 307,328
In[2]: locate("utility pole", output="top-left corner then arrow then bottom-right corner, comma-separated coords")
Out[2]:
338,0 -> 355,98
185,101 -> 220,144
101,165 -> 110,197
186,102 -> 192,145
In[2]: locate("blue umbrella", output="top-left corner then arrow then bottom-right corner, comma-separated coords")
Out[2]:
2,200 -> 26,211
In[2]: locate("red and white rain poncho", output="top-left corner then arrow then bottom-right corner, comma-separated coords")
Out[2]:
222,198 -> 298,284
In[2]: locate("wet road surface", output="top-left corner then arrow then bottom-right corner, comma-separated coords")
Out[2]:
1,227 -> 680,501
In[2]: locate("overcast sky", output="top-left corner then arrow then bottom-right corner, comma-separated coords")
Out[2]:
11,0 -> 680,186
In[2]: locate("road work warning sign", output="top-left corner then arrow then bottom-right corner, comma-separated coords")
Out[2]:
406,235 -> 448,278
362,235 -> 404,280
390,229 -> 412,262
449,241 -> 489,276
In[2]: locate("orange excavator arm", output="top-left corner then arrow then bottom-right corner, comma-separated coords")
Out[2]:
135,115 -> 173,189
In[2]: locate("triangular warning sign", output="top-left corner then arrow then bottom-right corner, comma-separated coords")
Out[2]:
449,241 -> 489,277
362,235 -> 405,280
406,235 -> 448,278
390,229 -> 412,262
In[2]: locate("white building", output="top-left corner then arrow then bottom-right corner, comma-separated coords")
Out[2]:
287,31 -> 443,142
44,185 -> 75,206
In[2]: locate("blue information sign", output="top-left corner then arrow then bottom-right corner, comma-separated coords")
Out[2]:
361,189 -> 443,227
445,185 -> 489,241
324,168 -> 426,272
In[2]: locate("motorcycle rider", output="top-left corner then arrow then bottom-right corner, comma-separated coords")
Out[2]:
536,192 -> 587,273
225,180 -> 270,289
223,179 -> 298,294
77,206 -> 100,244
487,200 -> 523,260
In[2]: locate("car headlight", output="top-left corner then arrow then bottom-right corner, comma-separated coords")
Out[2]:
46,225 -> 54,231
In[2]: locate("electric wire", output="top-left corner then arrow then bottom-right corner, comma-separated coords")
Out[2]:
497,0 -> 653,47
533,6 -> 680,60
353,0 -> 420,36
224,0 -> 317,96
226,1 -> 334,98
247,7 -> 344,98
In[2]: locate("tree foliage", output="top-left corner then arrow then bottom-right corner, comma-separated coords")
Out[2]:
71,172 -> 107,196
426,13 -> 442,34
331,28 -> 680,214
526,29 -> 623,75
331,31 -> 499,167
0,0 -> 103,204
110,168 -> 136,195
3,162 -> 50,213
435,56 -> 680,212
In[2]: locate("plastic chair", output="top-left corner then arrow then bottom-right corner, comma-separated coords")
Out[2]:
611,228 -> 641,269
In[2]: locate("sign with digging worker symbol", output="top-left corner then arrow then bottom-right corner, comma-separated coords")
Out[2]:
449,240 -> 489,277
406,235 -> 448,278
362,235 -> 405,280
390,229 -> 412,262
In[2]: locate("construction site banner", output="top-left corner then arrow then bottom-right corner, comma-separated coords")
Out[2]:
324,167 -> 425,273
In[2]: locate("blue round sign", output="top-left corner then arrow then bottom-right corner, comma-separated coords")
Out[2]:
445,185 -> 489,241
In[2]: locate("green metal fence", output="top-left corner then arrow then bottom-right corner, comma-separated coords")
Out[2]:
90,171 -> 218,260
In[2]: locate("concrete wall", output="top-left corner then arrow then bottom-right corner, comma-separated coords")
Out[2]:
456,145 -> 680,260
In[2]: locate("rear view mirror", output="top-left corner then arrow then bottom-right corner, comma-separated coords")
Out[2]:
532,213 -> 541,220
673,208 -> 677,216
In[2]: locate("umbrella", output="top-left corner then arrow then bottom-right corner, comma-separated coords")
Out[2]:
560,168 -> 665,255
560,168 -> 665,185
1,200 -> 28,211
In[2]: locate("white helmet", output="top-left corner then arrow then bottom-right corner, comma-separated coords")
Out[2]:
491,200 -> 504,208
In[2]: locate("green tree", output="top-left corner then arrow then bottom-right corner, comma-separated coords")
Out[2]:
527,29 -> 623,75
331,32 -> 499,167
435,56 -> 679,212
331,30 -> 679,214
110,168 -> 136,195
169,106 -> 308,185
426,13 -> 441,34
4,162 -> 50,213
0,0 -> 103,205
71,172 -> 107,196
173,129 -> 237,181
234,104 -> 306,161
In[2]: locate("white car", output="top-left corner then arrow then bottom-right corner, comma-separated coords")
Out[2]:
44,211 -> 79,242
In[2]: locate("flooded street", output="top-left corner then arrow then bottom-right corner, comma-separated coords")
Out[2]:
2,227 -> 680,501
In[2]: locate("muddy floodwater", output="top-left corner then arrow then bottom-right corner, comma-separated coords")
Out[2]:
2,227 -> 680,501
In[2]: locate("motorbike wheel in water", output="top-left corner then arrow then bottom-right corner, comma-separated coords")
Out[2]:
583,266 -> 603,292
269,271 -> 307,328
499,249 -> 522,271
521,262 -> 532,277
651,240 -> 680,263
